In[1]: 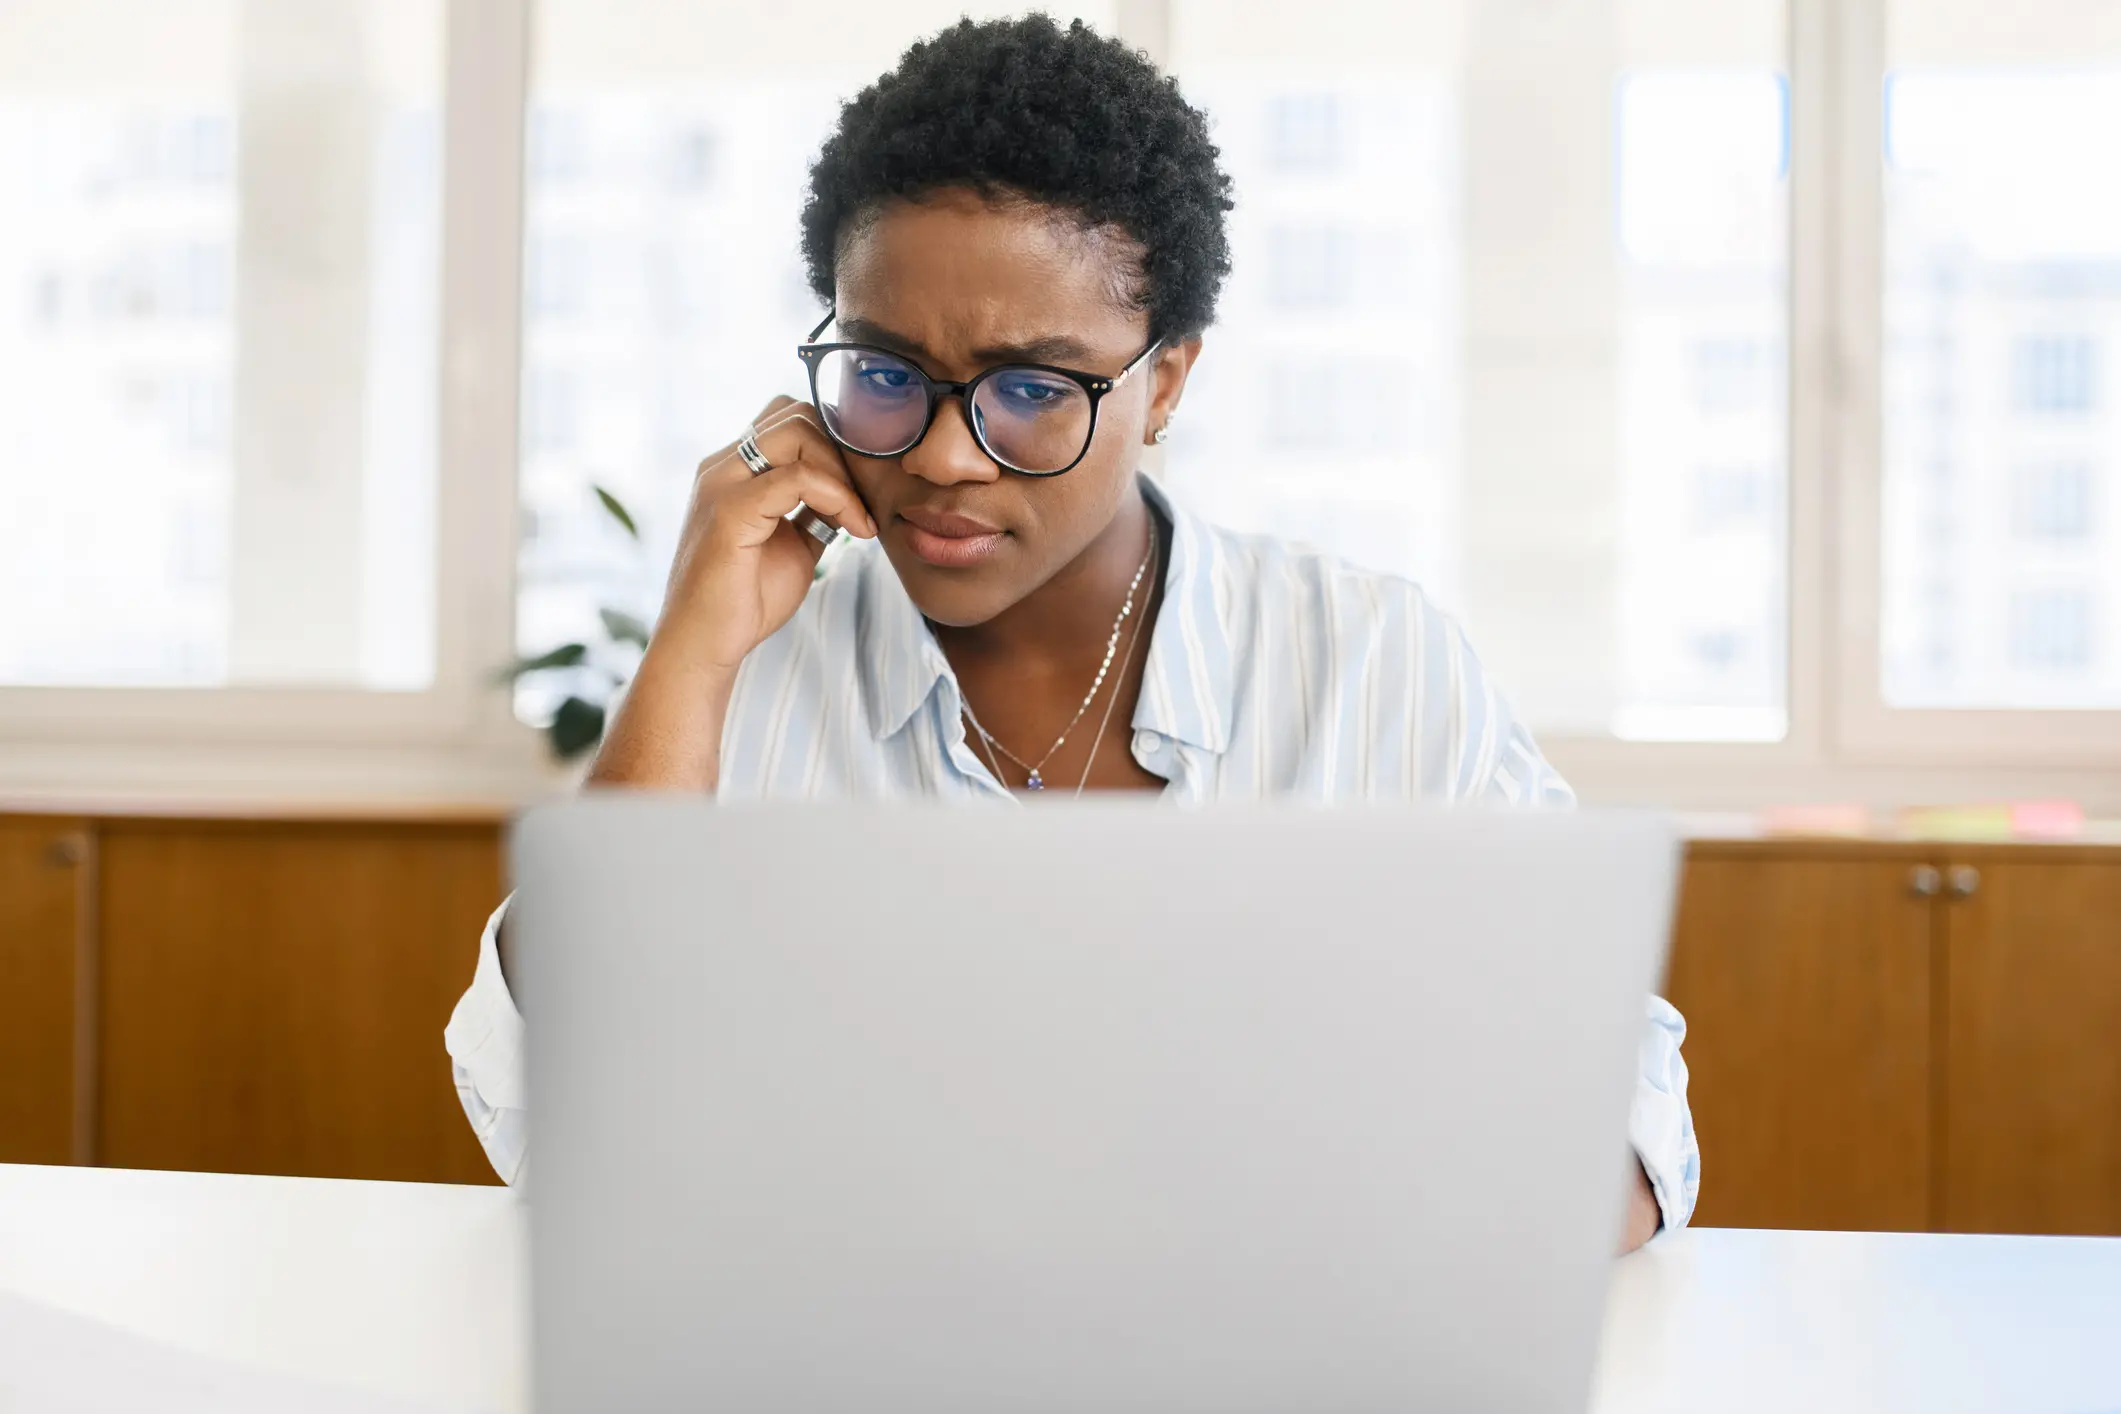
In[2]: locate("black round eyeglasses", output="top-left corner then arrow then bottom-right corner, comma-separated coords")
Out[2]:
796,311 -> 1161,476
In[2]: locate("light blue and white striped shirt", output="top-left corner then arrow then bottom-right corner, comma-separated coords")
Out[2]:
447,476 -> 1700,1227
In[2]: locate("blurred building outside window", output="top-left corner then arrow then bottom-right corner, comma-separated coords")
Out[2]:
1881,0 -> 2121,712
7,0 -> 2121,799
1163,1 -> 1788,742
0,0 -> 443,693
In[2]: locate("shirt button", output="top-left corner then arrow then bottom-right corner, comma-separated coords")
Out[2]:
1133,729 -> 1162,756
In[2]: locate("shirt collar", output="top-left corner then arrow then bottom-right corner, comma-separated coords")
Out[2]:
1131,474 -> 1235,754
857,542 -> 953,742
857,473 -> 1237,755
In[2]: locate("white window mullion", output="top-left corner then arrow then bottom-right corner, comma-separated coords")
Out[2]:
1784,0 -> 1846,761
1827,0 -> 1895,761
1114,0 -> 1172,66
439,0 -> 535,744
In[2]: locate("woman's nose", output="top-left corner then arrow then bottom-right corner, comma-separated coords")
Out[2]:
900,392 -> 1001,487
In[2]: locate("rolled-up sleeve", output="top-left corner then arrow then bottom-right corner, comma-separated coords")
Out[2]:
1631,993 -> 1699,1230
444,900 -> 528,1185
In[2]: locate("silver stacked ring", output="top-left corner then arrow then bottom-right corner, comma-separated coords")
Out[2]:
736,422 -> 836,548
735,423 -> 773,477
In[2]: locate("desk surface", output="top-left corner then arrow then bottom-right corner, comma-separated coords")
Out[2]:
0,1163 -> 2115,1414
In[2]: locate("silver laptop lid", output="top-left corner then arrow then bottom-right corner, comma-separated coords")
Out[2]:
515,800 -> 1678,1413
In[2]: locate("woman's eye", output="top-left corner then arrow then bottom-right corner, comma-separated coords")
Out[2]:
856,364 -> 917,393
995,374 -> 1070,408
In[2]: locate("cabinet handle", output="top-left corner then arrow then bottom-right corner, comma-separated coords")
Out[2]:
1947,865 -> 1980,899
1909,864 -> 1942,898
45,835 -> 87,868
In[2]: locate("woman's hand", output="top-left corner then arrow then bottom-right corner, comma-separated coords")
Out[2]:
586,397 -> 877,793
658,397 -> 878,674
1618,1160 -> 1661,1254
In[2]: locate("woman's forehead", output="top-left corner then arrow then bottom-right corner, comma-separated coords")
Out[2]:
833,190 -> 1145,356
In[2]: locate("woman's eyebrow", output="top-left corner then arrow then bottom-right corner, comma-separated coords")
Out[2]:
837,317 -> 1098,369
970,334 -> 1099,366
836,318 -> 930,361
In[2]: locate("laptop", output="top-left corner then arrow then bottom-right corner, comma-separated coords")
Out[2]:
512,800 -> 1679,1413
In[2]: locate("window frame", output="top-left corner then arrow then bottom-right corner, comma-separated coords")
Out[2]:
6,0 -> 2121,806
1825,0 -> 2121,769
0,0 -> 543,796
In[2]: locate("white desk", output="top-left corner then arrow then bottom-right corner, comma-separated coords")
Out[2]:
0,1162 -> 2116,1413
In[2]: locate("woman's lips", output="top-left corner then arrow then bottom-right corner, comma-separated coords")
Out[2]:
896,508 -> 1008,568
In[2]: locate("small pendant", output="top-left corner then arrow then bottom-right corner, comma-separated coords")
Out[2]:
1025,771 -> 1045,791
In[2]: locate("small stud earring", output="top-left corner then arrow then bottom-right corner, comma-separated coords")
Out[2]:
1152,425 -> 1170,445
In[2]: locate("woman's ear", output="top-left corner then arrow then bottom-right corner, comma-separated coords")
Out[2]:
1144,336 -> 1203,444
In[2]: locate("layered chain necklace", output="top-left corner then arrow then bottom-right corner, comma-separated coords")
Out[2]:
961,530 -> 1157,793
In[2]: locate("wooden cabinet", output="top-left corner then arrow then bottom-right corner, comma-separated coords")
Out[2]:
7,807 -> 2121,1221
95,820 -> 504,1185
1666,849 -> 1937,1231
1942,854 -> 2121,1236
1669,842 -> 2121,1236
0,817 -> 88,1164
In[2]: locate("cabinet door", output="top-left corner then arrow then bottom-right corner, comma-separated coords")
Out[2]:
1665,852 -> 1937,1230
1943,857 -> 2121,1236
97,821 -> 504,1184
0,817 -> 86,1164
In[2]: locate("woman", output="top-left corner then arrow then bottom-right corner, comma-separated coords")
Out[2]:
448,15 -> 1696,1251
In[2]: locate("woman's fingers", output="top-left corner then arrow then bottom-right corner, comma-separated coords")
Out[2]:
753,403 -> 828,443
719,461 -> 876,546
651,399 -> 857,677
693,396 -> 816,488
749,408 -> 852,486
710,406 -> 876,539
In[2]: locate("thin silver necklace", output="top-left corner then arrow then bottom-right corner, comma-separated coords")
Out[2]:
962,530 -> 1156,792
970,533 -> 1159,797
1068,534 -> 1156,795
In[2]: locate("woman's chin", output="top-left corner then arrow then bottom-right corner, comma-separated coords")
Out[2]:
882,539 -> 1025,628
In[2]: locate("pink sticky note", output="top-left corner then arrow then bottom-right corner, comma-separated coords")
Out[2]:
2009,799 -> 2084,841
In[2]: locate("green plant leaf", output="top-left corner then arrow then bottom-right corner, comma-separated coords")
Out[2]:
599,607 -> 651,648
549,695 -> 607,761
489,642 -> 588,684
593,484 -> 639,540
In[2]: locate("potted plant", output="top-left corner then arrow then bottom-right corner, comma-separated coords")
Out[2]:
496,484 -> 652,762
500,482 -> 842,761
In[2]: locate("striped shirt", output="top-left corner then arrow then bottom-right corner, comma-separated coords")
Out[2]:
446,475 -> 1700,1227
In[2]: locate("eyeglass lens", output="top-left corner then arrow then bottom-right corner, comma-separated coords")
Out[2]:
812,347 -> 1094,473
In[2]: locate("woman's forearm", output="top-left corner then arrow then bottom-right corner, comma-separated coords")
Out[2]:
587,645 -> 740,794
1619,1160 -> 1661,1253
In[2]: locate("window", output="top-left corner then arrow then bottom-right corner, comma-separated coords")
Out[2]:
1265,93 -> 1346,175
670,125 -> 717,193
524,366 -> 581,458
1264,225 -> 1361,311
1259,356 -> 1400,456
0,0 -> 444,692
2013,336 -> 2098,415
24,0 -> 2121,798
1880,4 -> 2121,713
1692,463 -> 1769,533
1689,627 -> 1756,677
2010,589 -> 2094,672
1689,338 -> 1774,415
526,232 -> 590,322
1171,0 -> 1789,741
1158,54 -> 1461,679
2014,461 -> 2096,541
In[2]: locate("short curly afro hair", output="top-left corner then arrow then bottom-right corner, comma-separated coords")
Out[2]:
802,15 -> 1233,340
